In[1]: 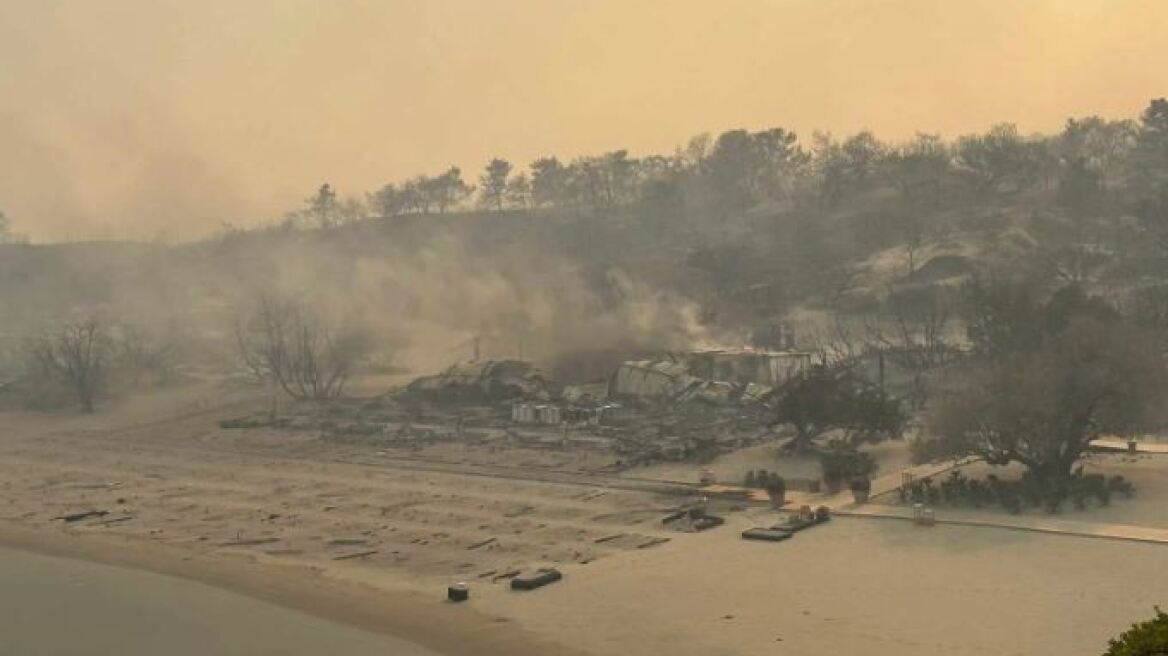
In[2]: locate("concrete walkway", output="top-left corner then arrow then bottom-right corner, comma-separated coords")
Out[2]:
732,452 -> 1168,546
808,457 -> 978,509
1090,438 -> 1168,454
833,502 -> 1168,545
815,456 -> 1168,546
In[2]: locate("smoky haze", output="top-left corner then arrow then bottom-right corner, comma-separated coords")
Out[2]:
5,5 -> 1168,655
2,0 -> 1167,241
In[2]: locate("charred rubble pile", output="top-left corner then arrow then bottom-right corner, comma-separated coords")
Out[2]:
225,349 -> 811,469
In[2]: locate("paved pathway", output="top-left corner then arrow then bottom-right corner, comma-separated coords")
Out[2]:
716,451 -> 1168,546
833,501 -> 1168,545
810,455 -> 1168,546
1090,438 -> 1168,454
808,457 -> 978,508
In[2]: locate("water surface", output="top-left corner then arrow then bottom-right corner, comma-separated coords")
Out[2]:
0,546 -> 440,656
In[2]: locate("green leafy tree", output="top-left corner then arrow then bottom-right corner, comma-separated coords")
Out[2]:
369,183 -> 418,217
818,440 -> 878,489
478,158 -> 512,211
773,365 -> 906,452
1058,116 -> 1137,192
885,133 -> 951,206
810,130 -> 886,207
927,317 -> 1167,479
425,167 -> 473,214
1132,98 -> 1168,189
1104,607 -> 1168,656
308,183 -> 339,228
954,123 -> 1043,195
529,157 -> 569,207
706,127 -> 805,209
505,173 -> 532,209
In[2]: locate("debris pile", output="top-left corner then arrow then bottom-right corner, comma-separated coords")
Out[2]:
661,506 -> 726,532
607,349 -> 811,407
405,360 -> 559,403
226,349 -> 811,471
741,506 -> 831,543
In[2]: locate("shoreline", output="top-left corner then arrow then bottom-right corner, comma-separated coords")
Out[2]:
0,521 -> 587,656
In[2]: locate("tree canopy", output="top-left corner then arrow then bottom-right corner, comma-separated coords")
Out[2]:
925,288 -> 1163,478
773,364 -> 906,451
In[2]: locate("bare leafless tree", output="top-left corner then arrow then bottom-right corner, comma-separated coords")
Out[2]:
867,285 -> 954,407
113,325 -> 178,386
235,295 -> 371,400
897,212 -> 926,277
29,317 -> 110,413
808,315 -> 869,367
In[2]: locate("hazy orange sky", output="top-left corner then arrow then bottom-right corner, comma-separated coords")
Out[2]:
1,0 -> 1166,241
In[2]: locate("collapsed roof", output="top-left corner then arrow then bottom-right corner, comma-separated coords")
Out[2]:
607,349 -> 811,406
405,359 -> 557,403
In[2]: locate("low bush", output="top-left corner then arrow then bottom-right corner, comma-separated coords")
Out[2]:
900,468 -> 1133,514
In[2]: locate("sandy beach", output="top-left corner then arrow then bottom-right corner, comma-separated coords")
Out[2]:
2,384 -> 1167,655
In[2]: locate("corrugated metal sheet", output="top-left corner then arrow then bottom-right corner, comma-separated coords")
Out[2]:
608,360 -> 698,398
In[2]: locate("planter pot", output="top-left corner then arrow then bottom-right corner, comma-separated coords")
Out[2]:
768,491 -> 786,508
448,582 -> 469,602
851,489 -> 870,504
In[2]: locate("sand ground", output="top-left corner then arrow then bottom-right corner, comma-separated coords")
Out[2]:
2,382 -> 1166,655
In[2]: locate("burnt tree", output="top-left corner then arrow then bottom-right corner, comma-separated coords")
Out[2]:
236,296 -> 371,400
30,317 -> 110,413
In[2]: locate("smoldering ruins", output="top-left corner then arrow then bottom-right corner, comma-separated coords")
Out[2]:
226,339 -> 813,475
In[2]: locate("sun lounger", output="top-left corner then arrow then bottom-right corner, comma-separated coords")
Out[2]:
741,527 -> 792,542
510,568 -> 563,591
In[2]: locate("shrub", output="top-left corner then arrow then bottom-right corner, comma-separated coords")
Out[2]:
904,469 -> 1133,514
819,441 -> 877,489
967,479 -> 987,508
1001,490 -> 1023,514
1098,485 -> 1113,506
767,476 -> 787,497
1110,475 -> 1135,499
941,470 -> 966,505
1105,607 -> 1168,656
1044,484 -> 1066,514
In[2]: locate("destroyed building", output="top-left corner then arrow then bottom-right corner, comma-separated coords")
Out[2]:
607,349 -> 810,405
607,359 -> 698,400
377,348 -> 804,469
681,349 -> 810,387
405,359 -> 558,403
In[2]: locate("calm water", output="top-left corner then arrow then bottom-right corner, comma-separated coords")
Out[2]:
0,546 -> 440,656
